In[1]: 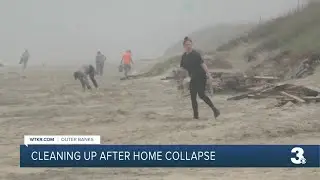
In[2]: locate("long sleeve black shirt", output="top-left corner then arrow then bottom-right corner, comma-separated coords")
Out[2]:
180,50 -> 206,79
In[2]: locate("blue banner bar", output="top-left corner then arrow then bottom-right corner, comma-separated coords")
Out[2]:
20,145 -> 320,168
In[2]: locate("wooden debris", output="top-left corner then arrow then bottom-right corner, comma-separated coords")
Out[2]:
160,68 -> 319,107
252,76 -> 279,80
248,94 -> 285,99
283,101 -> 295,107
302,96 -> 320,103
227,83 -> 320,106
161,76 -> 175,80
227,84 -> 277,100
302,96 -> 320,100
209,71 -> 280,93
244,75 -> 280,80
280,91 -> 305,103
160,69 -> 282,94
227,93 -> 251,101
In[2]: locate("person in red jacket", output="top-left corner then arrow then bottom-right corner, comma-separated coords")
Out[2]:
120,50 -> 134,78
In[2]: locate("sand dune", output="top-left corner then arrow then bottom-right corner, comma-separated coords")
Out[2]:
0,66 -> 319,180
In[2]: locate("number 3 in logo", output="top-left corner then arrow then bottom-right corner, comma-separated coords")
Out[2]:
291,147 -> 307,165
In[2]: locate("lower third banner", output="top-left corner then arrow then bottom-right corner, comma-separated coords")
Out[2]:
20,145 -> 320,168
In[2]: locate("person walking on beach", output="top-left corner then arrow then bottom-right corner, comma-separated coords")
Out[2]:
95,51 -> 106,76
120,50 -> 134,79
19,49 -> 30,72
180,37 -> 220,119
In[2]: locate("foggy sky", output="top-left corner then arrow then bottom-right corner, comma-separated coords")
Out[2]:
0,0 -> 306,65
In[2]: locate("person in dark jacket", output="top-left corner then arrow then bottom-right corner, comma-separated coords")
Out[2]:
19,49 -> 30,72
180,37 -> 220,119
95,51 -> 106,76
73,65 -> 98,91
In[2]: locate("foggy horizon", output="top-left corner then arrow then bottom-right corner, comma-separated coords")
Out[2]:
0,0 -> 306,66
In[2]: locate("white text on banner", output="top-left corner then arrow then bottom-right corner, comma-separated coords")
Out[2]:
24,135 -> 100,146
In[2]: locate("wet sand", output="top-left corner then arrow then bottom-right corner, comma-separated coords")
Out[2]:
0,66 -> 319,180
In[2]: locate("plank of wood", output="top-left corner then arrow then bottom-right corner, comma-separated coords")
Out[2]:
247,94 -> 286,99
247,94 -> 270,99
227,84 -> 276,100
226,83 -> 310,101
227,93 -> 250,100
280,91 -> 306,103
252,76 -> 280,80
161,76 -> 175,80
259,86 -> 278,94
302,96 -> 320,102
302,96 -> 320,100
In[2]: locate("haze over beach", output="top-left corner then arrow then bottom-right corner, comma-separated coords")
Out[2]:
0,0 -> 303,66
1,0 -> 320,179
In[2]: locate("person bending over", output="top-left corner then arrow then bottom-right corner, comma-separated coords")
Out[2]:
73,65 -> 98,91
180,37 -> 220,119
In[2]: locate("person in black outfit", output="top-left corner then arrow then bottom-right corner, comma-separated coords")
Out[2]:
73,64 -> 98,91
180,37 -> 220,119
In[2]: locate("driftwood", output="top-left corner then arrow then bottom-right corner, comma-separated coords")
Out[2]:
160,69 -> 281,94
227,93 -> 251,101
252,76 -> 279,80
248,94 -> 285,99
210,71 -> 279,93
244,75 -> 280,80
301,96 -> 320,103
280,91 -> 306,103
302,96 -> 320,101
161,77 -> 175,80
227,84 -> 277,100
227,83 -> 320,106
160,68 -> 319,107
160,68 -> 318,107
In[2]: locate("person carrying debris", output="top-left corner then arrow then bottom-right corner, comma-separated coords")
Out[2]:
73,64 -> 98,91
120,50 -> 134,79
180,36 -> 220,119
19,49 -> 30,72
172,67 -> 189,93
95,51 -> 106,76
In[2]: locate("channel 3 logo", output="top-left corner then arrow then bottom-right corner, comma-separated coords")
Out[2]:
291,147 -> 307,165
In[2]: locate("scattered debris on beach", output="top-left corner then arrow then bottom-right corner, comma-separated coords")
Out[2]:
227,83 -> 320,107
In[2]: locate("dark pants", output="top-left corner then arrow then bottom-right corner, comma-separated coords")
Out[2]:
124,64 -> 131,78
76,71 -> 98,90
96,61 -> 104,76
189,76 -> 215,118
20,60 -> 28,71
89,73 -> 98,88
